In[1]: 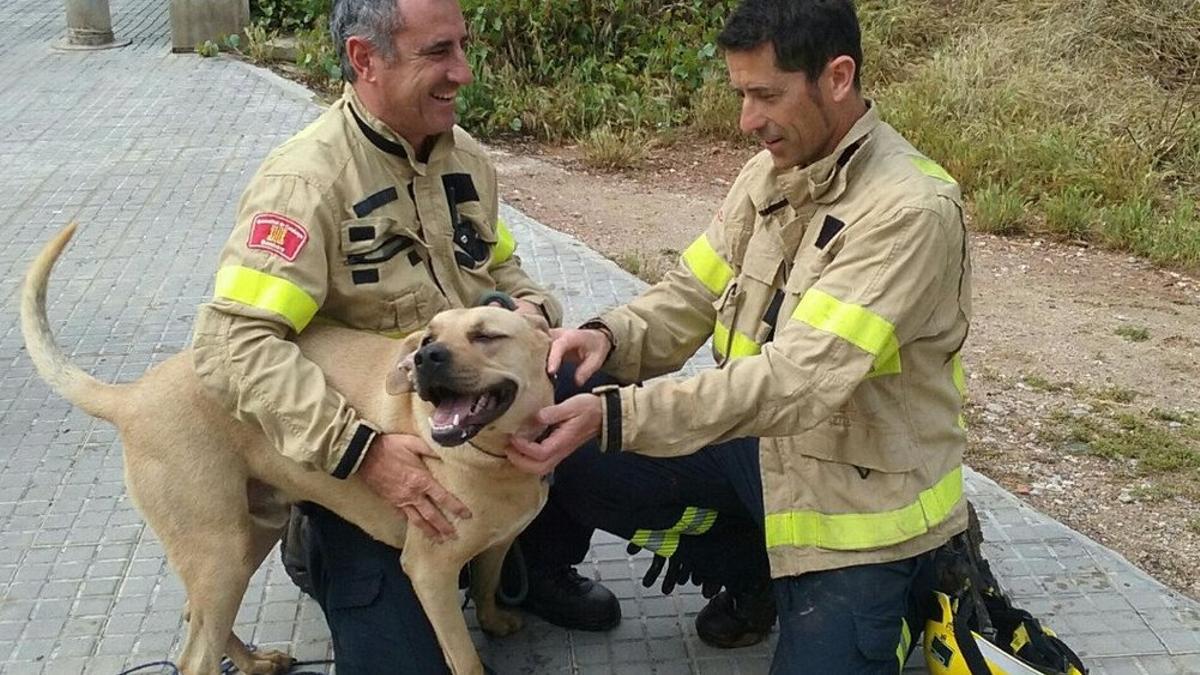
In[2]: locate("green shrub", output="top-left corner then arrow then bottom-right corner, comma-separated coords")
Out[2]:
972,182 -> 1026,235
251,0 -> 330,32
458,0 -> 738,139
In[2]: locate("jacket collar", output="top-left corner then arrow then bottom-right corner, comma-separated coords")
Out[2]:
343,84 -> 456,176
774,102 -> 879,207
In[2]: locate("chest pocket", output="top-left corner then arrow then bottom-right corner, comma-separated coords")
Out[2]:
712,233 -> 782,364
784,214 -> 845,305
442,173 -> 496,270
333,215 -> 447,334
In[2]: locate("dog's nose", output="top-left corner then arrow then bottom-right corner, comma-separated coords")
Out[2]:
413,343 -> 451,375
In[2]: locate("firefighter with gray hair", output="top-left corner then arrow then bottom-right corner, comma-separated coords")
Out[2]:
191,0 -> 619,671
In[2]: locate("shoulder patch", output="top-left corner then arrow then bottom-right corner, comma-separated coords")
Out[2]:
247,213 -> 309,262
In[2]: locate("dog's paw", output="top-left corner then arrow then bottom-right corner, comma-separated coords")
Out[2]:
477,606 -> 524,637
239,648 -> 294,675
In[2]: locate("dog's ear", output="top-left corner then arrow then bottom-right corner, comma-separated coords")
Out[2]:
385,331 -> 425,395
521,312 -> 551,335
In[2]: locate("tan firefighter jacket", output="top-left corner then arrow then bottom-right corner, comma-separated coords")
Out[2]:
192,85 -> 561,478
592,105 -> 971,577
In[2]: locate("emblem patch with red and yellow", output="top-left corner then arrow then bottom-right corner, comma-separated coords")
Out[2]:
247,213 -> 308,261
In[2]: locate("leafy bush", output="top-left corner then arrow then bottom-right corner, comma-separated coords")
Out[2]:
251,0 -> 330,32
458,0 -> 738,140
249,0 -> 1200,268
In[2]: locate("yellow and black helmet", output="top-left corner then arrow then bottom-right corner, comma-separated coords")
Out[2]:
924,591 -> 1087,675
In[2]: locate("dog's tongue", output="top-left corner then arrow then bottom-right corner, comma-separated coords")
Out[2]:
432,396 -> 475,427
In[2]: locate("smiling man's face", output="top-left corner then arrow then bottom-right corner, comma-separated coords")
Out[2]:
726,41 -> 838,170
373,0 -> 473,150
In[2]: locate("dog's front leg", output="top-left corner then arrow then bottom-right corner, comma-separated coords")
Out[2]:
470,538 -> 522,637
401,541 -> 485,675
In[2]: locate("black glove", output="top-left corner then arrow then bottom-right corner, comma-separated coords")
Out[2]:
627,542 -> 722,598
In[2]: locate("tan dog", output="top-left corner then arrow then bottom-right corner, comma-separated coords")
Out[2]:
20,224 -> 555,675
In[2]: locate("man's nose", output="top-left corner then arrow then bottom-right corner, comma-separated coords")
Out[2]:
449,47 -> 474,86
739,98 -> 763,135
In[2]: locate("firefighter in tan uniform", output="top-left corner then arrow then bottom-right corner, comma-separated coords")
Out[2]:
190,1 -> 618,672
509,0 -> 972,671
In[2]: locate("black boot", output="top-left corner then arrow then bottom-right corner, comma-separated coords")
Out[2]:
520,566 -> 621,631
695,584 -> 777,648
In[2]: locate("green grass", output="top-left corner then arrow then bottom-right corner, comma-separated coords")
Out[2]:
1115,325 -> 1151,342
1092,385 -> 1138,404
1020,374 -> 1067,393
579,127 -> 651,170
251,0 -> 1200,269
1042,408 -> 1200,474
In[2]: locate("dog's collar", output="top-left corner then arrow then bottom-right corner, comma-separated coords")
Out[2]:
465,441 -> 506,459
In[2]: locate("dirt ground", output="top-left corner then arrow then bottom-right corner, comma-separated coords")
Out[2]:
490,140 -> 1200,600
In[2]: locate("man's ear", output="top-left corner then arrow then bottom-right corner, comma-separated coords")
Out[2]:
385,331 -> 425,395
822,54 -> 858,103
346,35 -> 376,83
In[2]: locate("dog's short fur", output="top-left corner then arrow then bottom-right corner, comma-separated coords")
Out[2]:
21,225 -> 555,675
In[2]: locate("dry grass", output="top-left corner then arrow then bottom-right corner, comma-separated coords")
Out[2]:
861,0 -> 1200,267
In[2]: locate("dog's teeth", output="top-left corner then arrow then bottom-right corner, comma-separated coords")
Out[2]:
452,413 -> 461,426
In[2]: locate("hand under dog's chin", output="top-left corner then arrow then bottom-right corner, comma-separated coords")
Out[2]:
513,421 -> 550,443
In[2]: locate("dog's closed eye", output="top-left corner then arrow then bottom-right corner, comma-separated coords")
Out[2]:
468,331 -> 507,344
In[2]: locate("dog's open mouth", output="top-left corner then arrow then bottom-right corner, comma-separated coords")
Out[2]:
424,380 -> 518,446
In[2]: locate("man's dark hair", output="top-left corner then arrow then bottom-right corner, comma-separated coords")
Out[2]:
717,0 -> 863,89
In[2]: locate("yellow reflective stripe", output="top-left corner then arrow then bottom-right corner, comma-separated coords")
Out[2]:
897,618 -> 911,671
764,466 -> 963,550
952,352 -> 967,429
713,320 -> 761,360
682,233 -> 734,296
910,156 -> 957,184
1011,622 -> 1030,654
792,288 -> 901,376
214,266 -> 318,332
630,507 -> 718,558
489,218 -> 517,268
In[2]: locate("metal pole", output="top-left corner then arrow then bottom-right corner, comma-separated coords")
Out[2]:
59,0 -> 130,50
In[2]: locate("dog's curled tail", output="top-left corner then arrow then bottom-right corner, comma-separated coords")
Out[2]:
21,224 -> 125,421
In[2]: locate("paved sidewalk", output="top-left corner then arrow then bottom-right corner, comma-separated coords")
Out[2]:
1,1 -> 1198,673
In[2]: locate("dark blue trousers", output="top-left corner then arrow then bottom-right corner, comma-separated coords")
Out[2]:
552,435 -> 940,673
300,366 -> 599,673
545,369 -> 939,673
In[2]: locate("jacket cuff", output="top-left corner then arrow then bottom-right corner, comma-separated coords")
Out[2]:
331,421 -> 377,479
592,384 -> 622,453
516,293 -> 555,326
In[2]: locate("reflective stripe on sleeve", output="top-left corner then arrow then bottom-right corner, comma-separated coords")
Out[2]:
681,233 -> 734,296
952,352 -> 967,429
214,265 -> 319,332
630,506 -> 718,557
910,156 -> 957,184
763,466 -> 963,551
489,218 -> 517,268
714,320 -> 761,360
792,288 -> 901,376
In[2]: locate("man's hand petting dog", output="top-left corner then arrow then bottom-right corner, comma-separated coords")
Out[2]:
507,393 -> 603,476
358,433 -> 472,542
